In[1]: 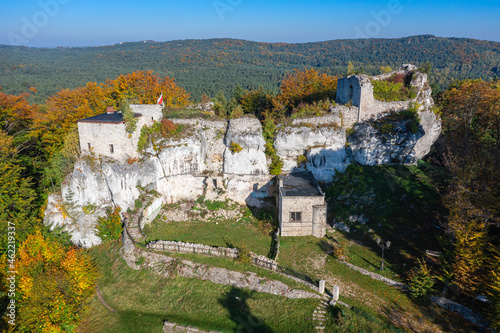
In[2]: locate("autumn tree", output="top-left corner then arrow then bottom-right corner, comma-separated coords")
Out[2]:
486,248 -> 500,329
32,82 -> 110,157
11,232 -> 98,332
107,71 -> 190,107
0,150 -> 38,255
444,188 -> 489,296
438,79 -> 500,305
240,87 -> 275,119
276,69 -> 337,111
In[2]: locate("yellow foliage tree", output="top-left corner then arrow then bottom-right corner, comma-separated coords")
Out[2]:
445,189 -> 488,297
13,232 -> 98,332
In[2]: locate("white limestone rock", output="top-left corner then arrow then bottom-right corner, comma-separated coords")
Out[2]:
100,157 -> 161,211
224,174 -> 273,207
44,193 -> 105,248
414,110 -> 441,159
348,120 -> 424,165
334,222 -> 350,233
157,174 -> 205,204
275,126 -> 349,182
156,138 -> 206,176
224,117 -> 268,175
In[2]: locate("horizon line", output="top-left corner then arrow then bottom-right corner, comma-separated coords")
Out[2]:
2,34 -> 500,49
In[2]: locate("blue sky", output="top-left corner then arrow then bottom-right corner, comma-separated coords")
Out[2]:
1,0 -> 499,47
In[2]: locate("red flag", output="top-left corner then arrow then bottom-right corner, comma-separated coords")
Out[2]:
157,93 -> 163,106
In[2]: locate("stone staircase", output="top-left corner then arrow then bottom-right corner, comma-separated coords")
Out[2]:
313,293 -> 330,332
123,192 -> 158,244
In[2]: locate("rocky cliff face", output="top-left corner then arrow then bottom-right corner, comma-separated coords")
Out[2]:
44,65 -> 441,247
224,117 -> 268,175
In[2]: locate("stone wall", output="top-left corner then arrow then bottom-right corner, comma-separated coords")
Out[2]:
78,122 -> 137,161
279,194 -> 326,237
146,240 -> 279,271
78,104 -> 162,161
141,197 -> 163,229
312,205 -> 327,238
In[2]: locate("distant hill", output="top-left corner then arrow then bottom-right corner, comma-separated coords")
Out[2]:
1,35 -> 499,103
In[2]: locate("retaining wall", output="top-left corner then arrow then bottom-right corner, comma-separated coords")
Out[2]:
146,240 -> 278,271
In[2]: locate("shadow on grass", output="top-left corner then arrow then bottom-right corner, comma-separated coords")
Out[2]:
219,287 -> 273,333
325,164 -> 447,278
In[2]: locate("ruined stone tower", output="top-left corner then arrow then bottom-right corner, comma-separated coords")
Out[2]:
335,75 -> 375,122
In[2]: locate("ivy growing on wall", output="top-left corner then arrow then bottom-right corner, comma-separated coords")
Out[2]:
121,100 -> 138,135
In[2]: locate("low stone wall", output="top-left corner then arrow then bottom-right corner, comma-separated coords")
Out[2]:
340,261 -> 407,289
146,240 -> 278,271
163,321 -> 220,333
145,239 -> 320,292
429,297 -> 491,329
122,231 -> 319,299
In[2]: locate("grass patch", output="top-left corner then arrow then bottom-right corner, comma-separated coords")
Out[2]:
144,211 -> 274,257
78,241 -> 318,333
160,251 -> 317,293
164,107 -> 215,119
277,236 -> 482,332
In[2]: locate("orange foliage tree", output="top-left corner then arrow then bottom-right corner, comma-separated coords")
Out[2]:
107,71 -> 189,107
276,69 -> 337,110
11,232 -> 98,332
0,92 -> 36,154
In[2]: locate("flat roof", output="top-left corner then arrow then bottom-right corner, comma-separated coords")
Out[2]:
280,172 -> 323,197
77,111 -> 141,124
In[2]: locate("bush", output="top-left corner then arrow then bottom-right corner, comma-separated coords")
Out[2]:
160,119 -> 185,139
269,155 -> 283,175
237,244 -> 252,263
229,141 -> 243,154
134,199 -> 143,209
230,104 -> 244,118
96,207 -> 123,242
297,155 -> 307,167
137,120 -> 189,152
372,73 -> 416,102
408,259 -> 434,301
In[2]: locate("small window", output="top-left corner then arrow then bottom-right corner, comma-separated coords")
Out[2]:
151,116 -> 154,121
87,143 -> 91,150
290,212 -> 302,223
109,144 -> 114,154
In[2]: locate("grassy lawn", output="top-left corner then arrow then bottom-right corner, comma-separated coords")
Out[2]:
78,241 -> 318,333
144,200 -> 275,257
162,251 -> 317,293
277,235 -> 482,332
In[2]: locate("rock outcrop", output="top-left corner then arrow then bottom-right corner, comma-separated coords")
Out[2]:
224,117 -> 268,175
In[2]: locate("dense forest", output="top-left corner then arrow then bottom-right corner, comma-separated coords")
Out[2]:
1,34 -> 500,104
0,35 -> 499,331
